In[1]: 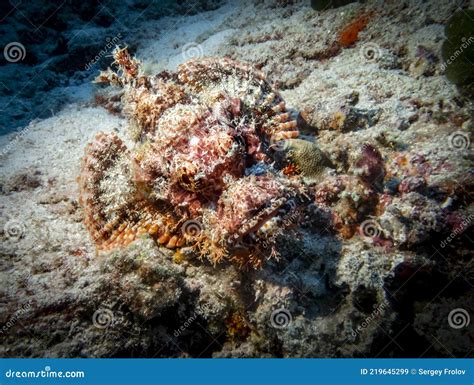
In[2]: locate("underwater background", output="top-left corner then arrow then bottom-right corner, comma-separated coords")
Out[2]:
0,0 -> 472,358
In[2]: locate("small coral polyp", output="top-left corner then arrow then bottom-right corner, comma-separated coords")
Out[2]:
79,47 -> 303,268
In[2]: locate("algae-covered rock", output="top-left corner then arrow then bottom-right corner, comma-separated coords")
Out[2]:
441,10 -> 474,87
444,10 -> 474,41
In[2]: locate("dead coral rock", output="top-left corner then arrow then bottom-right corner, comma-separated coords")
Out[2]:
378,192 -> 445,248
398,176 -> 426,194
304,100 -> 380,133
101,238 -> 184,320
325,107 -> 381,132
408,45 -> 439,78
351,143 -> 385,188
297,108 -> 317,134
315,174 -> 378,238
298,43 -> 341,62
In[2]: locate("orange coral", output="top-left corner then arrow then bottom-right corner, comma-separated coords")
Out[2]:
226,313 -> 251,340
282,163 -> 300,176
338,11 -> 374,47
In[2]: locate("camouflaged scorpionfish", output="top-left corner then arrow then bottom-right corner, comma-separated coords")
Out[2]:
79,47 -> 309,268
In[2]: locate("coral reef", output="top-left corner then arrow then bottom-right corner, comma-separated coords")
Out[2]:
80,48 -> 309,268
1,0 -> 472,360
